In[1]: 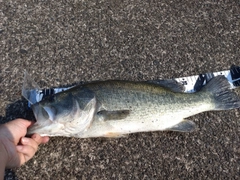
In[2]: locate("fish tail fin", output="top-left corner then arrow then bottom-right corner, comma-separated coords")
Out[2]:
202,75 -> 240,110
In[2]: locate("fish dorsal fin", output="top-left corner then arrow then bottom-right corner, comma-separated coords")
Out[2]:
97,110 -> 130,121
147,79 -> 185,93
167,120 -> 196,132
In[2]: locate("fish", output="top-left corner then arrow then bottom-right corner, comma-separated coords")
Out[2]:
27,75 -> 240,138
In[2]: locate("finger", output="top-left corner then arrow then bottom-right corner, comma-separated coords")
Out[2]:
21,137 -> 38,152
42,136 -> 50,144
31,134 -> 44,145
31,134 -> 42,145
16,145 -> 37,163
32,134 -> 50,144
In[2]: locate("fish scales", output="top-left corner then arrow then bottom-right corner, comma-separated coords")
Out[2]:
79,81 -> 213,137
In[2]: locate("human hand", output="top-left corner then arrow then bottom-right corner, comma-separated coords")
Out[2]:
0,119 -> 49,168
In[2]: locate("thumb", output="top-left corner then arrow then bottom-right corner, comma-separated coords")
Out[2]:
4,119 -> 34,138
13,119 -> 34,128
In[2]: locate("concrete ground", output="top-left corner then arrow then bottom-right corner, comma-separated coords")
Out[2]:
1,0 -> 240,179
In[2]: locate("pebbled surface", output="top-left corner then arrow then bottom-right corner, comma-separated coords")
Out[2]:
0,0 -> 240,179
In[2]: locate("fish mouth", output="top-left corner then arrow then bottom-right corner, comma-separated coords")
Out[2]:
27,103 -> 52,135
27,118 -> 53,136
27,123 -> 41,135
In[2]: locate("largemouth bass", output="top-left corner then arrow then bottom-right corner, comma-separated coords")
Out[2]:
27,76 -> 240,138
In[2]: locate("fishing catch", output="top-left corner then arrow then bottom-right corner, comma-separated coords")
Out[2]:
26,75 -> 240,138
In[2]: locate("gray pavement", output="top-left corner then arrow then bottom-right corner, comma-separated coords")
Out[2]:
1,0 -> 240,179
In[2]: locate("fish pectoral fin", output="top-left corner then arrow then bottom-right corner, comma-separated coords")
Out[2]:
167,120 -> 196,132
97,110 -> 130,121
147,79 -> 185,92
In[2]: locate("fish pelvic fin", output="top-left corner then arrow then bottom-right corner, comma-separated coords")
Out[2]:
166,120 -> 196,132
202,75 -> 240,110
103,132 -> 127,138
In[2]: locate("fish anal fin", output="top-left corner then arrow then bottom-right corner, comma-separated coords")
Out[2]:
147,79 -> 185,93
97,110 -> 130,121
167,120 -> 196,132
